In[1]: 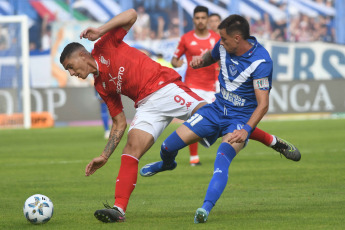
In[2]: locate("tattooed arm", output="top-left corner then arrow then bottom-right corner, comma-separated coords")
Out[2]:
189,50 -> 217,69
102,112 -> 127,158
85,111 -> 127,176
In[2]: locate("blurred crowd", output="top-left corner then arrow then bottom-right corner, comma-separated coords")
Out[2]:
0,0 -> 338,53
250,0 -> 335,42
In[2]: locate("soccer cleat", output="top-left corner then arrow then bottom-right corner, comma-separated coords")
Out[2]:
190,159 -> 202,166
140,161 -> 177,177
272,136 -> 301,161
194,208 -> 208,223
94,203 -> 125,223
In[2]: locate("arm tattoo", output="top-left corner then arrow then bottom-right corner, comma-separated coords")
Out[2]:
202,50 -> 217,67
103,129 -> 125,158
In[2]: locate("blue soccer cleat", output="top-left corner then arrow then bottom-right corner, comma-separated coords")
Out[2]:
194,208 -> 208,223
140,161 -> 177,177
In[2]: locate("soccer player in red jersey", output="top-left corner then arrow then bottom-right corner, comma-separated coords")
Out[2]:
60,8 -> 300,223
60,9 -> 206,223
172,6 -> 220,166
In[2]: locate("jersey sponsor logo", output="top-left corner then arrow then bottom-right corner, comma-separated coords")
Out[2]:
109,66 -> 125,94
253,77 -> 270,90
229,64 -> 237,76
99,55 -> 110,67
200,48 -> 208,56
102,82 -> 106,89
190,41 -> 198,46
220,87 -> 246,106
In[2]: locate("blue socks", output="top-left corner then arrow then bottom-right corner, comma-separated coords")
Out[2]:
202,142 -> 236,214
160,131 -> 186,167
101,102 -> 109,131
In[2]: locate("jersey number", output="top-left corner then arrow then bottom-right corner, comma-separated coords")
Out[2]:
187,113 -> 203,127
174,95 -> 192,108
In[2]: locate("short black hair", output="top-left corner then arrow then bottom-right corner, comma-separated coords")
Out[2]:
209,13 -> 221,20
60,42 -> 85,64
193,6 -> 209,16
218,14 -> 250,40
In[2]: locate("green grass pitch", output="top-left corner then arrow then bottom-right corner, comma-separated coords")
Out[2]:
1,119 -> 345,229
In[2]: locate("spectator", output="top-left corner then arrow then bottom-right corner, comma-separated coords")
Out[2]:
132,5 -> 151,40
0,25 -> 9,50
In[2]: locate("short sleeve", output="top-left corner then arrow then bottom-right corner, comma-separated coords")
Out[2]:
173,36 -> 186,59
211,40 -> 221,61
100,93 -> 124,118
94,27 -> 128,49
252,61 -> 273,90
252,61 -> 273,80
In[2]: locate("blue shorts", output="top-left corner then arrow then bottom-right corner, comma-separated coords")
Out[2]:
183,102 -> 253,147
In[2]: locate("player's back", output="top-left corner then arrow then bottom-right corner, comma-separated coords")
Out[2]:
92,27 -> 181,106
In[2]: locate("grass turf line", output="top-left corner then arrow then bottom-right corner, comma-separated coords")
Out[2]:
0,119 -> 344,229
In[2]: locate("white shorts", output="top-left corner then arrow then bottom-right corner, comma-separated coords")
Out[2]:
128,83 -> 204,141
190,88 -> 216,104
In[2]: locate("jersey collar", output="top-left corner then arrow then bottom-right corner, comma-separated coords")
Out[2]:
94,59 -> 99,77
242,36 -> 258,58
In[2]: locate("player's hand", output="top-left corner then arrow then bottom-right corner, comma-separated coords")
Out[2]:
85,154 -> 108,176
228,129 -> 248,144
80,27 -> 102,41
190,56 -> 204,69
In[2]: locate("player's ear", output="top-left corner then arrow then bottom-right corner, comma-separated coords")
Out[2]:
79,50 -> 88,59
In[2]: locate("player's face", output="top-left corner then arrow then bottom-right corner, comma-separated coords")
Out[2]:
208,16 -> 221,32
219,28 -> 238,54
62,51 -> 89,79
193,12 -> 208,31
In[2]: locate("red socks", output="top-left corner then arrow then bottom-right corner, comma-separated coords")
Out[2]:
249,128 -> 273,146
114,154 -> 138,212
189,142 -> 198,156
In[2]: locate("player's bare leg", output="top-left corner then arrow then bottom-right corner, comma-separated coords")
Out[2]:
94,129 -> 154,223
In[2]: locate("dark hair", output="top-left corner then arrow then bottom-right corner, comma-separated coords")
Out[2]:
209,13 -> 221,20
193,6 -> 209,16
218,14 -> 250,40
60,42 -> 85,64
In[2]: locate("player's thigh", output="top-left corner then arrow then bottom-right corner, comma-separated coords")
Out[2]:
129,109 -> 173,142
123,128 -> 155,159
176,124 -> 202,145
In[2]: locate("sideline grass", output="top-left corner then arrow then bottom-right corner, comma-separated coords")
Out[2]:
1,119 -> 345,229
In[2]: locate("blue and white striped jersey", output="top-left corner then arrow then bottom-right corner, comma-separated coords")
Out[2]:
211,36 -> 273,117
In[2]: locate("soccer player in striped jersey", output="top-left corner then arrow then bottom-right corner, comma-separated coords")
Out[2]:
140,14 -> 301,223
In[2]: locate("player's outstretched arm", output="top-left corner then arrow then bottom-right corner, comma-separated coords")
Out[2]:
190,50 -> 217,69
85,111 -> 127,176
80,9 -> 137,41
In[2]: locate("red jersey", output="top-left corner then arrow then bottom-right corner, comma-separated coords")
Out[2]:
92,27 -> 181,117
173,30 -> 220,91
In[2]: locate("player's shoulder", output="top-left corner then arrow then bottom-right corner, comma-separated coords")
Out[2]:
209,30 -> 220,39
182,30 -> 195,39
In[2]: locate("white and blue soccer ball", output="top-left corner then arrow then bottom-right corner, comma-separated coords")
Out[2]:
23,194 -> 54,224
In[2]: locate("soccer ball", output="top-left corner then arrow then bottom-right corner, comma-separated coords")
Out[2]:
23,194 -> 54,224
